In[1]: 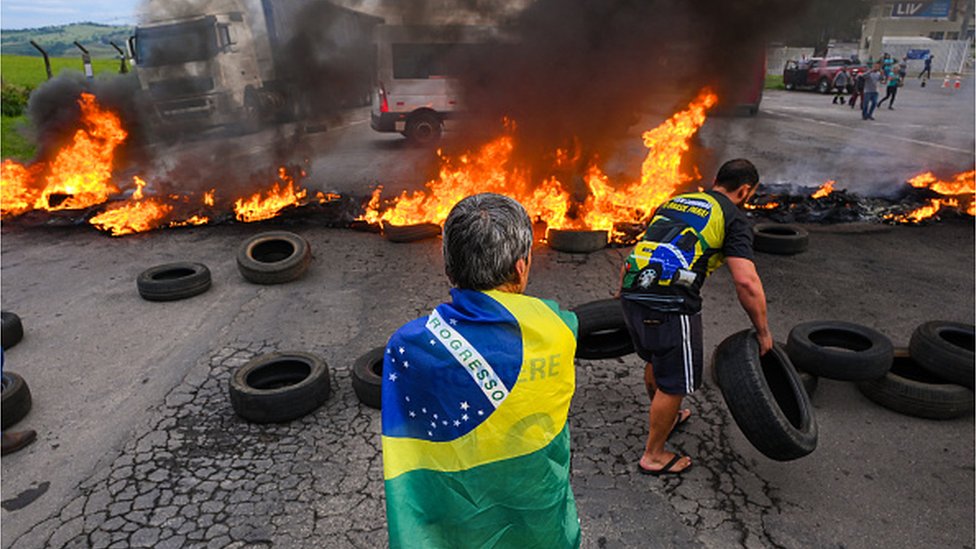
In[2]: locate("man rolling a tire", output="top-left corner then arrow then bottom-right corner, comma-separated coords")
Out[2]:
619,158 -> 773,475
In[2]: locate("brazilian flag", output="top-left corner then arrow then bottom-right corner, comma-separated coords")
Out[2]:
382,288 -> 581,549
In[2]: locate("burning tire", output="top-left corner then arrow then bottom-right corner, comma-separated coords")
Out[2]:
352,347 -> 384,410
572,299 -> 634,360
404,112 -> 442,146
786,321 -> 894,381
237,231 -> 311,284
547,229 -> 609,254
857,348 -> 974,420
2,311 -> 24,350
383,222 -> 441,243
137,262 -> 212,302
752,223 -> 809,255
714,330 -> 817,461
2,372 -> 32,430
909,321 -> 975,389
229,352 -> 331,424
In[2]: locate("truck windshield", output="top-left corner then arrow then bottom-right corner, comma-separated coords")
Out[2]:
136,17 -> 218,67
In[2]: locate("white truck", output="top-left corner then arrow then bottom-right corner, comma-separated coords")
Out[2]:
130,0 -> 382,132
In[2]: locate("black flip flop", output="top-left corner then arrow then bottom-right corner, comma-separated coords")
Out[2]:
638,455 -> 692,476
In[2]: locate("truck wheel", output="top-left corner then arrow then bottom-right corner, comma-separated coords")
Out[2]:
237,231 -> 311,285
817,78 -> 830,94
2,372 -> 32,430
229,352 -> 331,423
405,113 -> 442,146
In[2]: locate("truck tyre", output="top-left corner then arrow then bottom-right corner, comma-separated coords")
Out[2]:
383,222 -> 441,243
352,347 -> 385,409
405,112 -> 442,146
237,231 -> 311,285
572,299 -> 634,360
2,311 -> 24,350
786,320 -> 894,381
909,321 -> 975,388
857,348 -> 974,419
753,223 -> 809,255
547,230 -> 609,253
714,330 -> 818,461
137,262 -> 212,301
229,352 -> 331,423
2,372 -> 32,430
817,78 -> 830,94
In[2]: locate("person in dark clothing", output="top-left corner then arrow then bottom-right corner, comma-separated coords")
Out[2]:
618,159 -> 772,475
849,71 -> 866,109
919,54 -> 934,80
831,68 -> 850,104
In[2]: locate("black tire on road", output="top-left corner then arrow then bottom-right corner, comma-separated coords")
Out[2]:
2,311 -> 24,350
137,262 -> 212,301
237,231 -> 311,285
753,223 -> 809,255
383,222 -> 441,243
572,299 -> 634,360
405,112 -> 442,146
909,321 -> 975,389
714,330 -> 818,461
229,352 -> 331,423
857,348 -> 974,419
2,372 -> 32,430
547,229 -> 609,254
786,320 -> 894,381
710,346 -> 818,397
352,347 -> 385,409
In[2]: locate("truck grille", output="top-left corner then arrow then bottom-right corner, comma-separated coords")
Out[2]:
148,77 -> 215,100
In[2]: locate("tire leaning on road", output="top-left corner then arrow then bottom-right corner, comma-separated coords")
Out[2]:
547,229 -> 609,254
229,352 -> 331,423
908,321 -> 975,389
572,298 -> 635,360
237,231 -> 311,284
1,372 -> 32,430
352,347 -> 385,409
1,311 -> 24,350
714,330 -> 818,461
136,262 -> 212,301
383,222 -> 442,243
786,320 -> 894,381
857,347 -> 974,420
752,223 -> 809,255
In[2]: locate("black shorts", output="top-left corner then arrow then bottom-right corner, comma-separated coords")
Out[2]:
621,299 -> 703,395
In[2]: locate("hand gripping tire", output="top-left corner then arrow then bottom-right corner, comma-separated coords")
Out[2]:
785,320 -> 894,381
352,347 -> 384,409
857,348 -> 974,420
137,262 -> 212,301
2,372 -> 32,430
752,223 -> 809,255
229,352 -> 331,423
382,222 -> 441,243
714,330 -> 818,461
2,311 -> 24,350
908,321 -> 974,389
547,230 -> 608,254
237,231 -> 311,285
572,299 -> 634,360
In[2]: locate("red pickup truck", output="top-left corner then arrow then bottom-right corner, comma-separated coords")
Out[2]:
783,57 -> 867,93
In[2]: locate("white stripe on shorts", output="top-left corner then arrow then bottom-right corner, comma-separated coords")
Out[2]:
681,315 -> 694,394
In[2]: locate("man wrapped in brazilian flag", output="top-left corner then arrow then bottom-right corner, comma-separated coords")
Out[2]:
619,159 -> 773,476
382,193 -> 581,548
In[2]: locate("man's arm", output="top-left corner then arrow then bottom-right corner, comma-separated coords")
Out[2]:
726,257 -> 773,355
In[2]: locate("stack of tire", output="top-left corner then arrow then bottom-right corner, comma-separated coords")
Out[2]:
2,312 -> 33,432
785,320 -> 974,420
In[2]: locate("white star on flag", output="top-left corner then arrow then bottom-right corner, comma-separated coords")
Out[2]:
422,407 -> 427,414
403,361 -> 409,368
453,420 -> 461,427
462,414 -> 469,421
430,421 -> 436,428
409,411 -> 416,418
442,420 -> 448,426
460,401 -> 469,411
386,348 -> 391,354
478,410 -> 484,416
433,414 -> 439,419
389,373 -> 398,382
399,347 -> 405,354
405,396 -> 411,402
449,318 -> 458,326
430,339 -> 436,345
428,431 -> 433,437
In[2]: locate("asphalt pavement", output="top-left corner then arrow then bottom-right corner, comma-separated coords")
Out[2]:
1,76 -> 974,549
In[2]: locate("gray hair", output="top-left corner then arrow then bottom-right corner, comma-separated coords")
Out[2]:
443,193 -> 534,290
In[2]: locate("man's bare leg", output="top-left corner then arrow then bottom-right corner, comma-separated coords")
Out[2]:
644,362 -> 657,402
639,390 -> 692,472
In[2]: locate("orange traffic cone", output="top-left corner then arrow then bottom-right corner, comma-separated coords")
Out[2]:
942,75 -> 951,88
954,77 -> 961,89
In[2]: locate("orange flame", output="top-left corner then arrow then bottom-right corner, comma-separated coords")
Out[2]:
233,167 -> 308,222
89,196 -> 174,236
811,180 -> 835,199
1,93 -> 127,217
745,201 -> 780,210
203,189 -> 216,207
887,169 -> 975,222
361,89 -> 718,241
908,170 -> 975,196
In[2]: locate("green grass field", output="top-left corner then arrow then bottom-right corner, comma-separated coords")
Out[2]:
2,54 -> 124,160
764,74 -> 784,90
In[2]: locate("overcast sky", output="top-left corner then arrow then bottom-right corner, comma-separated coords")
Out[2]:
1,0 -> 139,29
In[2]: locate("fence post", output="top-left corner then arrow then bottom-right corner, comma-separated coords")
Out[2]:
29,40 -> 53,80
73,41 -> 94,80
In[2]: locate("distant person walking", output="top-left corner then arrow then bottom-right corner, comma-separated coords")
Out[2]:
919,54 -> 934,80
862,63 -> 884,120
831,68 -> 850,104
878,70 -> 901,109
849,70 -> 865,109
